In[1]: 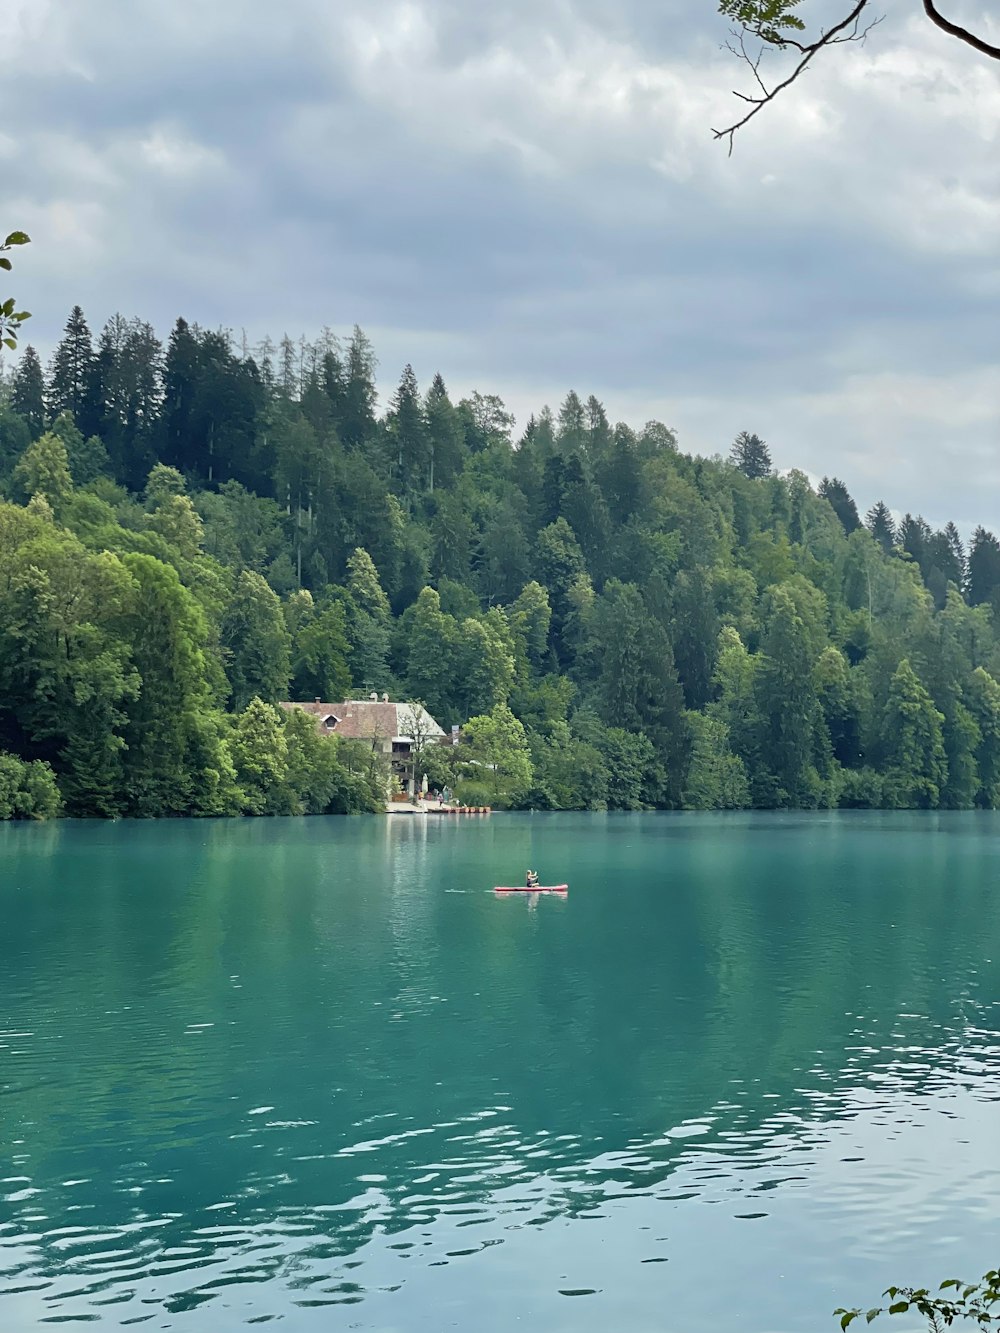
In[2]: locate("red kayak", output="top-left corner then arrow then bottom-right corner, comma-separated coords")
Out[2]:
494,884 -> 568,894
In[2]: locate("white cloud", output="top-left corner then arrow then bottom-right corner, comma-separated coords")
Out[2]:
1,0 -> 999,531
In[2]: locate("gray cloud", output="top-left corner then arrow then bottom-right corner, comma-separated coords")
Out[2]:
2,0 -> 999,530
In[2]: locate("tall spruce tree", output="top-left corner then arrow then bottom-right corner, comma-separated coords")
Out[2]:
11,345 -> 45,437
387,364 -> 429,496
424,373 -> 465,491
818,476 -> 861,533
47,306 -> 98,432
730,430 -> 772,479
865,501 -> 896,553
967,527 -> 1000,608
341,326 -> 377,450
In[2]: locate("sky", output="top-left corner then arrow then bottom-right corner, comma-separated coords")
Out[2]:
2,0 -> 999,530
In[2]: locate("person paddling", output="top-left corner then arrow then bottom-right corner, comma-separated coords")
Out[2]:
525,869 -> 539,888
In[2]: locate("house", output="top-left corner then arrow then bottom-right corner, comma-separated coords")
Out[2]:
280,694 -> 449,791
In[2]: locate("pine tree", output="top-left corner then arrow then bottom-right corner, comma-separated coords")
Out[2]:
424,373 -> 465,491
343,547 -> 392,690
596,427 -> 643,526
818,476 -> 861,533
535,517 -> 586,666
11,345 -> 44,437
341,326 -> 377,450
556,390 -> 586,453
865,501 -> 896,553
730,430 -> 771,479
967,527 -> 1000,607
944,521 -> 966,591
47,306 -> 97,430
899,513 -> 930,572
591,580 -> 689,805
387,364 -> 429,496
160,318 -> 200,473
585,395 -> 612,460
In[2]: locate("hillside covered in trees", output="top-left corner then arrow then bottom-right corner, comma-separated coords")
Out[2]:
3,306 -> 1000,818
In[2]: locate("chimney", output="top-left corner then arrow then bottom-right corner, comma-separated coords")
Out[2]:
382,692 -> 389,703
370,691 -> 378,701
314,697 -> 321,704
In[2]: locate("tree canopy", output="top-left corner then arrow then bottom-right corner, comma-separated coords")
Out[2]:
0,306 -> 999,817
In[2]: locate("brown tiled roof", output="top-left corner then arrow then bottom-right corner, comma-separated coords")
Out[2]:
280,700 -> 445,741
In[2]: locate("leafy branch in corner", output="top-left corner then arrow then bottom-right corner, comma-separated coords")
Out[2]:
0,231 -> 31,350
713,0 -> 1000,150
836,1266 -> 1000,1332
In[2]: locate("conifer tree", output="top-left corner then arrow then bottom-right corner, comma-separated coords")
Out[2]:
424,373 -> 465,491
944,521 -> 966,591
160,317 -> 200,472
730,430 -> 772,479
865,501 -> 896,553
387,364 -> 429,496
48,306 -> 99,433
818,476 -> 861,533
556,390 -> 586,453
341,326 -> 377,450
343,547 -> 392,691
967,528 -> 1000,608
11,345 -> 45,437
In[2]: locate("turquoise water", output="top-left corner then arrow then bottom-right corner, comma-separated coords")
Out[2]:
2,812 -> 1000,1331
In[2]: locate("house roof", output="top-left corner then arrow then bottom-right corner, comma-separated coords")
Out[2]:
281,700 -> 446,742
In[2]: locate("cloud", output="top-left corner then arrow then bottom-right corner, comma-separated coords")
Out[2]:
1,0 -> 999,529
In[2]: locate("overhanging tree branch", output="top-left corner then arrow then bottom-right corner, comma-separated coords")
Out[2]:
713,0 -> 874,152
923,0 -> 1000,60
713,0 -> 1000,149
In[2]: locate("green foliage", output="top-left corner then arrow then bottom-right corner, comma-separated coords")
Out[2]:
462,703 -> 533,806
289,599 -> 352,703
684,713 -> 750,809
730,430 -> 772,479
2,306 -> 1000,819
0,751 -> 60,818
0,230 -> 31,349
881,658 -> 947,809
231,698 -> 288,815
12,432 -> 73,508
836,1265 -> 1000,1331
718,0 -> 805,46
221,570 -> 292,711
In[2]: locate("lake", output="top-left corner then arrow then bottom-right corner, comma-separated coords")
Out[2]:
2,812 -> 1000,1331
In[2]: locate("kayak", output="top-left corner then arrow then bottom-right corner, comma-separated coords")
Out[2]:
494,884 -> 568,894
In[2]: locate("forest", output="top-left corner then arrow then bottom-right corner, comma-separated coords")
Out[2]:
3,306 -> 1000,818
